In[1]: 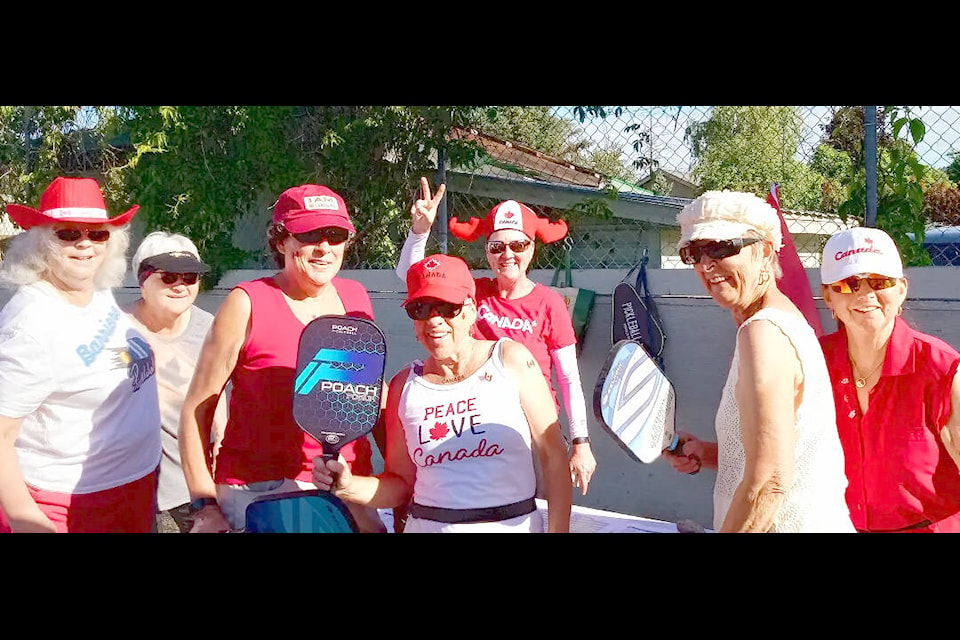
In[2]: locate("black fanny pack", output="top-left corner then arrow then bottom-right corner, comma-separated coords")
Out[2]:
410,497 -> 537,524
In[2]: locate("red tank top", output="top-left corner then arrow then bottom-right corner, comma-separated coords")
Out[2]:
215,276 -> 375,484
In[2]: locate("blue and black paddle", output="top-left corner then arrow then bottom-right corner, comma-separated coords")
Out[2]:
292,315 -> 387,463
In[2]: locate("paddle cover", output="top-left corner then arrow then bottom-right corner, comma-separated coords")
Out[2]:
594,340 -> 678,464
244,490 -> 358,533
612,281 -> 665,363
293,316 -> 386,458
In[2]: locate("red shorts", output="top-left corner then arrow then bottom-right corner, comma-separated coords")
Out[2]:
0,469 -> 158,533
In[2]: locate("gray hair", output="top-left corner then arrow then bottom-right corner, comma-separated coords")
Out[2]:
0,224 -> 131,290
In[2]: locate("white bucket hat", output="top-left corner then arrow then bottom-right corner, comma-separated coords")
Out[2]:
677,190 -> 783,250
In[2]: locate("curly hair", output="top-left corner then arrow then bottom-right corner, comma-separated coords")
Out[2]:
0,225 -> 131,290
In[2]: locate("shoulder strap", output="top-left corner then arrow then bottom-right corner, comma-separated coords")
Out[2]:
550,240 -> 574,288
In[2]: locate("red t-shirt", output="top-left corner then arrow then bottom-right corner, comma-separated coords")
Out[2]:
215,276 -> 375,485
820,316 -> 960,531
472,278 -> 576,394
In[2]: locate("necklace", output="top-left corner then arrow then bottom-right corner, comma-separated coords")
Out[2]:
852,357 -> 884,389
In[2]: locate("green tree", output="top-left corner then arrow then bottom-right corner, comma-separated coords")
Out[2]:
945,150 -> 960,183
685,106 -> 826,211
117,106 -> 488,282
830,106 -> 932,265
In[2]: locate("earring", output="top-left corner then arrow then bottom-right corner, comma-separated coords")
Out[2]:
898,306 -> 903,316
758,269 -> 769,285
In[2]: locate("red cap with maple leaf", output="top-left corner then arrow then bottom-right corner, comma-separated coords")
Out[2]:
403,254 -> 476,306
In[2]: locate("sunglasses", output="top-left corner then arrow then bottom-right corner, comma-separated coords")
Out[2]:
157,272 -> 200,286
54,228 -> 111,243
405,299 -> 464,321
291,227 -> 351,246
679,237 -> 761,265
486,239 -> 532,254
829,275 -> 898,294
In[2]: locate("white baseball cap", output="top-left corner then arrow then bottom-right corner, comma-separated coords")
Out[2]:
820,227 -> 903,284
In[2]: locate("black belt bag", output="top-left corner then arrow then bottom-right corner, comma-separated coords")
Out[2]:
410,497 -> 537,524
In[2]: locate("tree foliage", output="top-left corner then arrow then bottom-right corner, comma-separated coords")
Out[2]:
685,106 -> 826,211
113,106 -> 489,283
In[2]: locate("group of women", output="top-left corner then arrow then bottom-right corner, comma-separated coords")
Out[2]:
0,175 -> 957,533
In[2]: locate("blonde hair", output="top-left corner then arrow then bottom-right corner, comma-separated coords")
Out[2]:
0,225 -> 131,290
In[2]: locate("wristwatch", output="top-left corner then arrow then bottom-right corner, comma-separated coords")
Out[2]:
189,497 -> 219,513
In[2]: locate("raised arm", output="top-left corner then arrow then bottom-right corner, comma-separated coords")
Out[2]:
395,177 -> 445,281
720,320 -> 799,533
179,287 -> 250,532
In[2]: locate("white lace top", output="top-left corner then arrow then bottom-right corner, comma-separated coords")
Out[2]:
713,308 -> 855,532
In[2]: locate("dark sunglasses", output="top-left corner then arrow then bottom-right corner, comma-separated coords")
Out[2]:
54,228 -> 111,243
486,239 -> 532,254
679,237 -> 761,265
829,275 -> 898,294
158,272 -> 200,286
291,227 -> 350,246
405,299 -> 464,321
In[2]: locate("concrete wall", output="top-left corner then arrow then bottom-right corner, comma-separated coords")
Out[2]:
6,266 -> 960,528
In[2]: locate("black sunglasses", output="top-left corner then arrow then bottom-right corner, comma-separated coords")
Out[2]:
291,227 -> 350,246
405,299 -> 464,321
486,239 -> 532,254
679,237 -> 761,265
158,272 -> 200,286
829,275 -> 898,294
54,228 -> 111,243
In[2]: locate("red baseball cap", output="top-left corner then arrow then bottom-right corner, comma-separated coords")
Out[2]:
6,176 -> 139,230
403,254 -> 476,307
272,184 -> 356,234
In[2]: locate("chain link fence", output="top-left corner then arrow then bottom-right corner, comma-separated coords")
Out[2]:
434,106 -> 960,270
3,106 -> 959,269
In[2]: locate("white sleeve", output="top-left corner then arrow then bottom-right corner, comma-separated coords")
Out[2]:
395,230 -> 430,282
550,344 -> 590,440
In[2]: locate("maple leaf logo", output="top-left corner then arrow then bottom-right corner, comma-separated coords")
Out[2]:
864,237 -> 874,246
424,257 -> 442,271
504,211 -> 514,218
429,421 -> 448,440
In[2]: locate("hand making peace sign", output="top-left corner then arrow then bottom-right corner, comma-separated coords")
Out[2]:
410,176 -> 446,235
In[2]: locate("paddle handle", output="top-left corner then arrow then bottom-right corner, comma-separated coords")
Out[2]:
665,433 -> 702,475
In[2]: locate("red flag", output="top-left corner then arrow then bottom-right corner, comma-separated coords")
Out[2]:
767,183 -> 823,336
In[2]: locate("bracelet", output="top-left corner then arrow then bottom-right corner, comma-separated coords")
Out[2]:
571,437 -> 590,445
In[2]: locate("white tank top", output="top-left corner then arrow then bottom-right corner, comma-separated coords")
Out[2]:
399,338 -> 537,510
713,308 -> 854,532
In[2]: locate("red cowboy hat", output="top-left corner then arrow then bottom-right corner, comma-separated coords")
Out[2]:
448,200 -> 568,244
5,176 -> 139,230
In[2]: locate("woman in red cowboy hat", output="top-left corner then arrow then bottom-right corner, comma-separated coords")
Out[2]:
0,176 -> 162,533
395,177 -> 598,497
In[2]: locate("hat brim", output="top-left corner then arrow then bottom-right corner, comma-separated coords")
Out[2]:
281,211 -> 356,234
140,253 -> 211,274
5,204 -> 139,230
680,220 -> 755,246
402,285 -> 474,307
